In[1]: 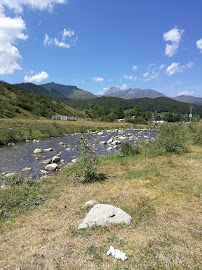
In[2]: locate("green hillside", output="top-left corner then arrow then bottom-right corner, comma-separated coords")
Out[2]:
67,96 -> 202,115
0,82 -> 82,119
41,82 -> 96,100
14,83 -> 69,103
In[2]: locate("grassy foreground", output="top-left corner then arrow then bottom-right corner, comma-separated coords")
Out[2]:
0,123 -> 201,269
0,118 -> 139,146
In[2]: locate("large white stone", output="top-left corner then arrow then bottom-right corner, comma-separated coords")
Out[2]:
100,141 -> 107,145
78,204 -> 132,229
44,148 -> 53,152
52,156 -> 60,163
45,163 -> 58,171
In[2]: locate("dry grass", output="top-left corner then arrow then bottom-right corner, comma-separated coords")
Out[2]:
0,129 -> 202,269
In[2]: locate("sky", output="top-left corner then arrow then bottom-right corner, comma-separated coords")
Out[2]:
0,0 -> 202,97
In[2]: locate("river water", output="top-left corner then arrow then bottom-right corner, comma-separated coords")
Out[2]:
0,129 -> 156,180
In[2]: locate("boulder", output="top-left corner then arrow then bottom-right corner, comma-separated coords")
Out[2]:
78,204 -> 132,229
52,156 -> 60,163
34,148 -> 42,154
97,132 -> 104,136
107,147 -> 113,151
59,142 -> 65,145
107,138 -> 114,144
45,164 -> 58,171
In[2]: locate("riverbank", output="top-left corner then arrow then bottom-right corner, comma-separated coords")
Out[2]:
0,123 -> 201,269
0,118 -> 151,146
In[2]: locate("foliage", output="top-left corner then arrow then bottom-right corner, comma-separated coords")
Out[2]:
72,135 -> 100,183
193,128 -> 202,145
119,142 -> 140,156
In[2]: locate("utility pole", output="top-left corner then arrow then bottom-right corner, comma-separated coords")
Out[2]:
189,106 -> 194,122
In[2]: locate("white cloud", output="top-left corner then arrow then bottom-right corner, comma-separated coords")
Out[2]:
120,84 -> 127,90
0,0 -> 66,74
0,0 -> 67,14
0,15 -> 28,74
123,74 -> 137,80
166,61 -> 193,76
24,71 -> 49,83
93,77 -> 104,82
196,38 -> 202,52
132,65 -> 138,71
177,90 -> 194,96
143,72 -> 149,77
54,38 -> 70,48
63,28 -> 74,40
44,28 -> 75,49
163,27 -> 184,57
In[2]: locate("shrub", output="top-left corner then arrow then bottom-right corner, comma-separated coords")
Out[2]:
72,135 -> 100,183
119,142 -> 140,156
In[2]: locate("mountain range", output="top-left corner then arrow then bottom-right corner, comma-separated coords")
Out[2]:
102,86 -> 202,105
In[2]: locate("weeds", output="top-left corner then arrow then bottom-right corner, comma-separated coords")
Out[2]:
119,141 -> 140,157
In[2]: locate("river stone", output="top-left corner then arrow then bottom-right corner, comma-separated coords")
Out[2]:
100,141 -> 107,145
34,148 -> 42,154
65,147 -> 71,151
4,173 -> 15,178
71,159 -> 77,163
59,142 -> 65,145
107,147 -> 113,151
22,167 -> 32,172
45,164 -> 58,171
40,170 -> 48,174
85,200 -> 99,207
44,148 -> 53,152
78,204 -> 132,229
52,156 -> 60,163
97,132 -> 104,136
42,159 -> 52,164
107,138 -> 114,144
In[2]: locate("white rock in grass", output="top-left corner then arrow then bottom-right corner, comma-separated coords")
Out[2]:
4,173 -> 15,178
85,200 -> 99,207
45,163 -> 58,171
78,204 -> 132,229
71,159 -> 77,163
34,148 -> 42,154
107,246 -> 127,261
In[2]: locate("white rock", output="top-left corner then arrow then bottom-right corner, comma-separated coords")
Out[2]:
22,167 -> 32,172
44,148 -> 53,152
71,159 -> 77,163
112,140 -> 119,145
78,204 -> 132,229
85,200 -> 99,207
107,246 -> 127,261
59,142 -> 65,145
42,159 -> 52,164
113,145 -> 118,149
52,156 -> 60,163
107,138 -> 114,144
97,132 -> 104,136
34,148 -> 42,154
65,147 -> 71,151
40,170 -> 48,174
45,164 -> 58,171
100,141 -> 107,145
107,147 -> 113,151
4,173 -> 15,178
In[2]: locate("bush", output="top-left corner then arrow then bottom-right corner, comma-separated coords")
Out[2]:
119,142 -> 140,156
193,129 -> 202,145
72,135 -> 100,183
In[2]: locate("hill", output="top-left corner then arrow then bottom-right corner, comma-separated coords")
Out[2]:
67,96 -> 202,115
14,83 -> 69,103
173,95 -> 202,105
103,87 -> 165,99
41,82 -> 96,100
0,82 -> 82,118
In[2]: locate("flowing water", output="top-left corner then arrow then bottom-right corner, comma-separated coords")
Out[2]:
0,129 -> 156,179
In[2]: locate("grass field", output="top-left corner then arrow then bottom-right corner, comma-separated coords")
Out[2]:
0,118 -> 142,146
0,123 -> 201,269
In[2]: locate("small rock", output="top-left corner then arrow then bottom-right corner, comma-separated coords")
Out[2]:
107,147 -> 113,151
34,148 -> 42,154
35,157 -> 39,160
22,167 -> 32,172
40,170 -> 48,174
100,141 -> 107,146
71,159 -> 77,163
4,173 -> 15,178
85,200 -> 99,207
45,164 -> 59,171
52,156 -> 60,163
107,138 -> 114,144
33,139 -> 40,143
42,159 -> 52,164
59,142 -> 65,145
65,148 -> 71,151
44,148 -> 53,152
97,132 -> 104,136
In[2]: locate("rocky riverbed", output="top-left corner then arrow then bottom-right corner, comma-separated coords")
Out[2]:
0,128 -> 156,181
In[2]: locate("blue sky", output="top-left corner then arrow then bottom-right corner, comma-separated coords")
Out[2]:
0,0 -> 202,97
